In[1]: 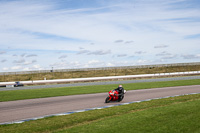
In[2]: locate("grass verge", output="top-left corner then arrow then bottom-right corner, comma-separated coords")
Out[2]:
0,94 -> 200,133
0,79 -> 200,102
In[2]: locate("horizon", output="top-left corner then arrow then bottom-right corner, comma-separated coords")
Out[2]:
1,61 -> 199,74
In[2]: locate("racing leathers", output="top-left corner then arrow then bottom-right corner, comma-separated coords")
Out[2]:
114,86 -> 124,101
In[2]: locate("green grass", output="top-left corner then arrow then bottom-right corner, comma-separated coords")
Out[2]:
0,94 -> 200,133
0,79 -> 200,102
61,96 -> 200,133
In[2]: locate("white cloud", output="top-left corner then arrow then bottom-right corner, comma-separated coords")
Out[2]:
11,66 -> 22,70
24,60 -> 37,65
21,53 -> 26,57
124,41 -> 134,44
32,64 -> 42,69
156,51 -> 177,60
26,54 -> 37,57
88,60 -> 101,65
137,60 -> 149,64
58,55 -> 68,59
13,59 -> 26,64
77,49 -> 111,55
88,50 -> 111,55
106,62 -> 115,67
117,54 -> 127,57
135,51 -> 146,54
156,51 -> 171,56
3,67 -> 9,71
181,54 -> 200,59
114,40 -> 124,43
154,45 -> 169,48
23,67 -> 30,71
77,50 -> 90,55
1,59 -> 7,63
0,51 -> 6,54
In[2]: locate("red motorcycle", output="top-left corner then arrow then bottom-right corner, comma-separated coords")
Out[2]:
105,89 -> 126,103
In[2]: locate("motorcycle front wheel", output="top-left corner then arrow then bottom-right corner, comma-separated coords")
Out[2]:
105,96 -> 111,103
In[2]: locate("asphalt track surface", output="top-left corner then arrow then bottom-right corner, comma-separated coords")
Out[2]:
0,85 -> 200,124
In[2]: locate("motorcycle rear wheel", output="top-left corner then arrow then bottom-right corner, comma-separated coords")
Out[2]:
118,95 -> 124,102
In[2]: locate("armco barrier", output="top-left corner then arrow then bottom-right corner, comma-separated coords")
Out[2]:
0,71 -> 200,86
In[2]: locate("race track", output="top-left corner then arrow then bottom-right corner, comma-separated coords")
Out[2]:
0,85 -> 200,124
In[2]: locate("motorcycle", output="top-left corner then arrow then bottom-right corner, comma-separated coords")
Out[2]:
105,89 -> 126,103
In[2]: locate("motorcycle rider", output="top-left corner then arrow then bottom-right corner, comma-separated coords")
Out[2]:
115,85 -> 124,101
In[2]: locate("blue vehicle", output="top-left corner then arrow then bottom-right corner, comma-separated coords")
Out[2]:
14,81 -> 24,87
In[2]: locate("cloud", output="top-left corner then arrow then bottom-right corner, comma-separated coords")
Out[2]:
11,66 -> 22,70
135,51 -> 146,54
162,55 -> 177,59
3,64 -> 42,71
124,41 -> 134,44
3,67 -> 9,71
1,59 -> 7,63
117,54 -> 127,57
88,50 -> 111,55
13,59 -> 26,64
0,51 -> 6,55
77,50 -> 90,55
129,55 -> 135,58
115,40 -> 134,44
137,60 -> 149,64
32,60 -> 37,63
114,40 -> 124,43
77,49 -> 111,55
106,62 -> 115,67
156,51 -> 171,56
13,59 -> 37,65
88,60 -> 102,65
58,55 -> 68,59
114,40 -> 134,44
50,61 -> 82,69
50,59 -> 123,69
24,60 -> 37,65
21,53 -> 26,57
181,54 -> 200,59
154,45 -> 169,48
32,64 -> 41,69
23,64 -> 43,71
26,54 -> 37,57
156,51 -> 177,59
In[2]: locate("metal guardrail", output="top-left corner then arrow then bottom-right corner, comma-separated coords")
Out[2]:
0,62 -> 200,75
1,71 -> 200,86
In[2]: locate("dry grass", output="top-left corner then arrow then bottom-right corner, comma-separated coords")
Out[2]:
0,65 -> 200,82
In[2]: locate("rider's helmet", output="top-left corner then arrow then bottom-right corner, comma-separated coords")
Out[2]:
119,85 -> 122,88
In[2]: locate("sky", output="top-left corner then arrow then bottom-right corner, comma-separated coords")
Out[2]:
0,0 -> 200,72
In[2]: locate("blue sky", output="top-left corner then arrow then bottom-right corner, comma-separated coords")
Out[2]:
0,0 -> 200,72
